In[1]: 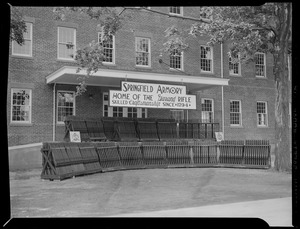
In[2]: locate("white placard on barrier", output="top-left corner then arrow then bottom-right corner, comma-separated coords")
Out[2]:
215,132 -> 224,142
70,131 -> 81,142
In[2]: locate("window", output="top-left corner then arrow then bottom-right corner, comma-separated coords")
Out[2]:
170,110 -> 184,122
257,101 -> 268,127
58,27 -> 76,60
200,46 -> 213,72
170,49 -> 183,70
140,108 -> 147,118
128,107 -> 138,118
103,93 -> 147,118
103,93 -> 110,117
98,33 -> 115,64
201,99 -> 214,123
255,52 -> 266,77
12,22 -> 32,57
113,107 -> 123,117
11,89 -> 32,123
135,37 -> 150,67
169,7 -> 182,15
230,100 -> 242,126
229,53 -> 241,75
57,91 -> 75,123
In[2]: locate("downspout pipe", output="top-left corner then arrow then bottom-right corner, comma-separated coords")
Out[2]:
53,83 -> 56,141
221,43 -> 225,137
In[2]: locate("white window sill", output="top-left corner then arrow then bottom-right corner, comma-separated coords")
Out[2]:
257,125 -> 268,128
135,65 -> 152,69
201,71 -> 214,75
230,74 -> 242,77
102,62 -> 116,66
170,68 -> 184,72
11,55 -> 33,60
10,122 -> 33,127
57,58 -> 76,63
169,13 -> 183,17
255,75 -> 267,78
229,125 -> 244,128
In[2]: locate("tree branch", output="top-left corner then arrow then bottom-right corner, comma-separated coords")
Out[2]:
121,7 -> 210,23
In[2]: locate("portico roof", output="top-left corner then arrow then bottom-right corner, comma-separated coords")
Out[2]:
46,66 -> 229,92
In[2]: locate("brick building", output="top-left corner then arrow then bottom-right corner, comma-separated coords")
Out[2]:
7,6 -> 292,154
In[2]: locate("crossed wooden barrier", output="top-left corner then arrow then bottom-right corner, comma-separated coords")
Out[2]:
41,140 -> 271,181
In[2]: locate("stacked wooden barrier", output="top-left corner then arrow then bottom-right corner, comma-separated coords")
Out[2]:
41,139 -> 271,180
64,116 -> 220,142
141,142 -> 168,168
166,140 -> 191,167
94,142 -> 122,172
218,140 -> 270,168
192,140 -> 218,166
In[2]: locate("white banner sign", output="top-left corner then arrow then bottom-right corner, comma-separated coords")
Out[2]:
109,81 -> 196,110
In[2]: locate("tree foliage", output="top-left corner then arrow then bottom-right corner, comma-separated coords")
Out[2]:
10,6 -> 27,45
188,4 -> 292,171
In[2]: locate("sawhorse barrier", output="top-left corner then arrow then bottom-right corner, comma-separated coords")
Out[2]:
41,140 -> 271,180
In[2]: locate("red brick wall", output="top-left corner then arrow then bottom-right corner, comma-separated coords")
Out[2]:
7,7 -> 280,146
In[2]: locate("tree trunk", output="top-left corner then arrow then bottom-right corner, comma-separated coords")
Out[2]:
273,3 -> 292,171
274,59 -> 291,171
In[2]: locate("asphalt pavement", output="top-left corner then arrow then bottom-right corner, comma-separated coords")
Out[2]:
9,167 -> 292,227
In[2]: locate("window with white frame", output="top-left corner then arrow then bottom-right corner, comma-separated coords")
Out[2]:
98,33 -> 115,64
229,53 -> 241,75
230,100 -> 242,126
257,101 -> 268,127
12,22 -> 33,57
255,52 -> 266,77
128,107 -> 138,118
169,7 -> 182,15
57,91 -> 75,123
11,88 -> 32,123
170,49 -> 183,70
135,37 -> 150,66
102,92 -> 147,118
201,98 -> 214,123
103,93 -> 110,117
170,110 -> 184,122
200,45 -> 213,72
113,107 -> 123,117
57,27 -> 76,60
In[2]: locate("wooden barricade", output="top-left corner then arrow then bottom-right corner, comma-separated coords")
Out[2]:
102,117 -> 119,141
94,142 -> 123,172
244,140 -> 270,168
117,142 -> 145,170
77,142 -> 102,174
41,142 -> 76,180
115,118 -> 139,141
66,117 -> 90,142
219,140 -> 244,165
192,140 -> 218,166
136,118 -> 159,141
166,140 -> 191,168
63,142 -> 86,176
141,142 -> 168,168
85,120 -> 107,141
157,119 -> 178,140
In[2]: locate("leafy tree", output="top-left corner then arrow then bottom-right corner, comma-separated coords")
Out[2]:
189,4 -> 292,172
9,5 -> 27,45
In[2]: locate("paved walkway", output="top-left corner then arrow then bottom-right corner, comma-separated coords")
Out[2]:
112,197 -> 292,227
